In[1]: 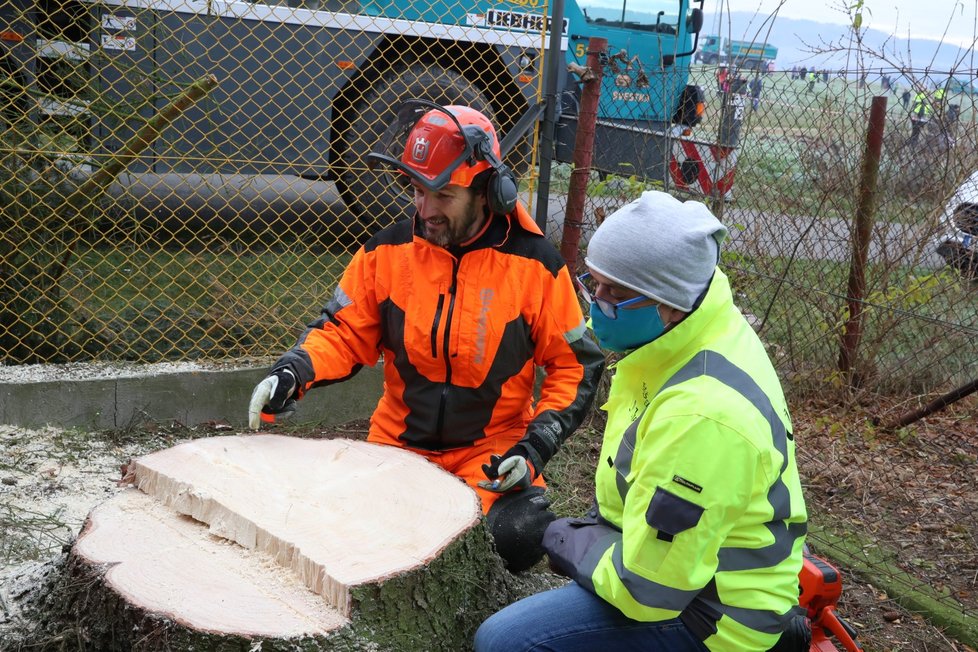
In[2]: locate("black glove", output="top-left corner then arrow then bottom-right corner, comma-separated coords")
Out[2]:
247,368 -> 297,429
485,487 -> 556,572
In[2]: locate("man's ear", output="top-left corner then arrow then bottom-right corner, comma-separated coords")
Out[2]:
472,186 -> 489,209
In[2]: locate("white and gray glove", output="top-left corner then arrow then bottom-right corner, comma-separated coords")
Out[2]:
478,450 -> 534,493
247,368 -> 297,430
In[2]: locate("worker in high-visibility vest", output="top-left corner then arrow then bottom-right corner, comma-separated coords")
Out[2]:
931,84 -> 954,144
476,191 -> 808,652
909,89 -> 933,144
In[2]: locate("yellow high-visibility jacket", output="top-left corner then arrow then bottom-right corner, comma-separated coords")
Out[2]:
544,269 -> 808,651
912,93 -> 933,120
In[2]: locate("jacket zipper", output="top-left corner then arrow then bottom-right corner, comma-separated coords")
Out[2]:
430,294 -> 445,358
435,259 -> 460,439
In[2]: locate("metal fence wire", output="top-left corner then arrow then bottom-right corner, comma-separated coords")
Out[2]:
545,61 -> 978,638
2,0 -> 978,640
544,63 -> 978,399
703,66 -> 977,404
1,0 -> 551,364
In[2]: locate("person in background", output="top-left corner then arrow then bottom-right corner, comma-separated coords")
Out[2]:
248,101 -> 604,572
933,83 -> 947,113
750,76 -> 763,111
475,190 -> 808,651
716,65 -> 729,95
909,87 -> 933,145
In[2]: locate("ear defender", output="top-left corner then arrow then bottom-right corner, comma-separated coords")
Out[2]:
465,125 -> 518,215
486,162 -> 518,215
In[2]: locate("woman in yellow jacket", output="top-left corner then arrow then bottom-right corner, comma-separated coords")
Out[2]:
476,191 -> 808,651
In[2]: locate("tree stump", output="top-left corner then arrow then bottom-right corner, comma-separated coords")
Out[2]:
61,436 -> 522,651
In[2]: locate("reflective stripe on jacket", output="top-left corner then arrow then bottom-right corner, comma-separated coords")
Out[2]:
544,268 -> 807,651
272,203 -> 604,470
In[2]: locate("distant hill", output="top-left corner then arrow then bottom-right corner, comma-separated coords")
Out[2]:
584,7 -> 974,77
702,11 -> 973,74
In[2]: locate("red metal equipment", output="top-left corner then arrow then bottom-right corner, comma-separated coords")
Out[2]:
799,552 -> 864,652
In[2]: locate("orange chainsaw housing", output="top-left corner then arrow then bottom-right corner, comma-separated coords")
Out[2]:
799,553 -> 864,652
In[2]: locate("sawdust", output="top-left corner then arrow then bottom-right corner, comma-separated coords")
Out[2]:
0,424 -> 140,567
0,423 -> 154,643
0,358 -> 264,384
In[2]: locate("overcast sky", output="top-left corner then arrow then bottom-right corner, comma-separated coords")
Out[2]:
715,0 -> 978,48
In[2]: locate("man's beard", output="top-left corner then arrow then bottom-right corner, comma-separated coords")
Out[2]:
424,199 -> 485,248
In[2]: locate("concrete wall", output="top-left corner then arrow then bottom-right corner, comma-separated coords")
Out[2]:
0,365 -> 384,430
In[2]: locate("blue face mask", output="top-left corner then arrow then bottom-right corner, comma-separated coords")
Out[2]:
589,301 -> 666,352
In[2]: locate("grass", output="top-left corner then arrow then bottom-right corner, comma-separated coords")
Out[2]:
0,504 -> 69,565
725,255 -> 978,393
690,67 -> 978,219
57,244 -> 352,361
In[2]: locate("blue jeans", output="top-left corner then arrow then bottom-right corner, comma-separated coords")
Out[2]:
474,581 -> 710,652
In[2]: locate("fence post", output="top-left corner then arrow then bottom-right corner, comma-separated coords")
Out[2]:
708,78 -> 747,218
559,37 -> 606,273
533,0 -> 566,232
838,95 -> 887,383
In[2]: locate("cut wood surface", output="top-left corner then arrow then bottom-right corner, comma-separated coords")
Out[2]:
69,436 -> 489,647
127,436 -> 482,615
73,488 -> 348,637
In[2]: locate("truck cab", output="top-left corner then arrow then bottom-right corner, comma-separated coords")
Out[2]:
695,34 -> 723,64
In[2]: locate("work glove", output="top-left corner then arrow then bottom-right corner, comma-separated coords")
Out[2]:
248,368 -> 297,430
478,446 -> 535,493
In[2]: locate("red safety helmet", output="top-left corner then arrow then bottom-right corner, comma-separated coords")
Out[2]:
367,101 -> 502,191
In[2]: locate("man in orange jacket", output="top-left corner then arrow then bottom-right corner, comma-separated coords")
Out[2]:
248,101 -> 605,571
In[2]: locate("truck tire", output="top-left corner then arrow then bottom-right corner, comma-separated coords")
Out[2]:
334,63 -> 496,237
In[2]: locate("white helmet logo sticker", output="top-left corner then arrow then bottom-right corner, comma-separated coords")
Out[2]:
412,137 -> 429,163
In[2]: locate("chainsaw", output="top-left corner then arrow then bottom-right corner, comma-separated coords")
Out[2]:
800,552 -> 864,652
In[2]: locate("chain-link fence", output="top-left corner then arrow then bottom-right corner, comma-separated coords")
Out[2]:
1,0 -> 552,364
548,61 -> 978,642
544,63 -> 978,398
728,64 -> 978,643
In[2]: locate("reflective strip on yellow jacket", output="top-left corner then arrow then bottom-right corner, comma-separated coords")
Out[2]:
271,203 -> 605,470
584,269 -> 807,651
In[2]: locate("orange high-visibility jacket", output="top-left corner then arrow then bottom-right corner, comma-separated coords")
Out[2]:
272,204 -> 605,472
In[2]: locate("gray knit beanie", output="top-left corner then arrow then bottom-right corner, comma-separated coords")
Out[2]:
585,191 -> 727,312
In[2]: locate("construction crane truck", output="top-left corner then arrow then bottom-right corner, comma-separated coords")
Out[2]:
1,0 -> 729,232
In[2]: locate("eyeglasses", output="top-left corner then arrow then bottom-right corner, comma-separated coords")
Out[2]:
576,272 -> 649,320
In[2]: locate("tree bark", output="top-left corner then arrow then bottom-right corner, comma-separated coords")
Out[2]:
52,436 -> 531,651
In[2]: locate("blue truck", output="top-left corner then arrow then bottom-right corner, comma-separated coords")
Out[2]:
696,35 -> 777,71
2,0 -> 726,231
